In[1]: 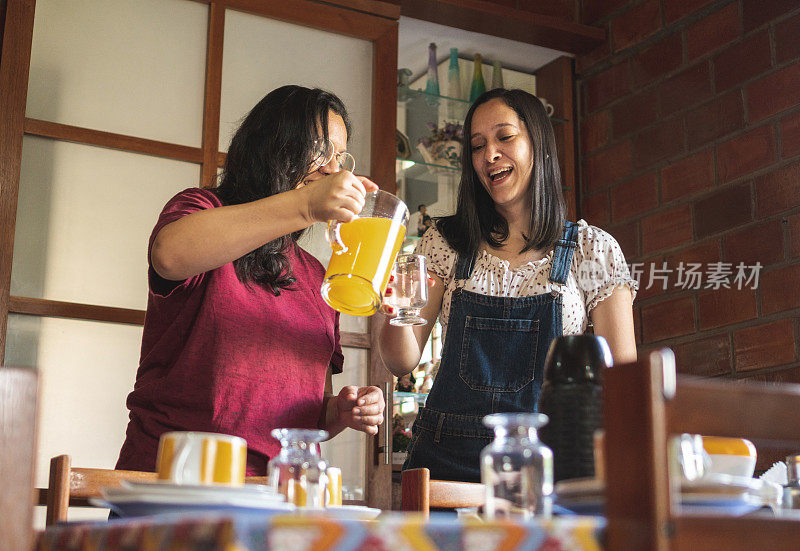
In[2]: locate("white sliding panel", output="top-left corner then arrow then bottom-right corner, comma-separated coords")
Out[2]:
26,0 -> 207,146
220,8 -> 374,493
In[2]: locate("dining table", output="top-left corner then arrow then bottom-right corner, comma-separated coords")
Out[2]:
35,509 -> 605,551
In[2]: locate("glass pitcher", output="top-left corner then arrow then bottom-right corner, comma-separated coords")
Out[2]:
267,428 -> 329,508
481,413 -> 553,519
321,190 -> 409,316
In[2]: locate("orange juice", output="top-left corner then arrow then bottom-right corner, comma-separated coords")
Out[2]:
322,217 -> 406,316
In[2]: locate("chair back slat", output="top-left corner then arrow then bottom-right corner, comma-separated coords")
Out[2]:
401,467 -> 484,517
604,349 -> 800,551
670,378 -> 800,439
69,468 -> 157,499
429,479 -> 484,509
0,366 -> 39,551
39,456 -> 280,524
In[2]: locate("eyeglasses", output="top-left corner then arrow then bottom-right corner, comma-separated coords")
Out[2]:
311,137 -> 355,172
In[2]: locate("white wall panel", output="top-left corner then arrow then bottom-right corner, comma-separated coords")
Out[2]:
5,314 -> 143,526
219,9 -> 374,177
26,0 -> 207,146
11,137 -> 198,309
320,347 -> 368,493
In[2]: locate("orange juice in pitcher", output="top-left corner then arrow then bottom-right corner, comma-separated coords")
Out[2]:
321,191 -> 409,316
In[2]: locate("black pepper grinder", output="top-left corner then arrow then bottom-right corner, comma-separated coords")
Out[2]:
538,335 -> 613,482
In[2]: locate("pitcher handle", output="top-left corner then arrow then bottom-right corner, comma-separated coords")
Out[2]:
325,220 -> 348,254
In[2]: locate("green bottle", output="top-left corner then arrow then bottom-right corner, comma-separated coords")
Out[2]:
448,48 -> 461,100
469,54 -> 487,102
491,60 -> 504,90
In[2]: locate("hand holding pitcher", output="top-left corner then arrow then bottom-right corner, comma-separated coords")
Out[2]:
321,190 -> 409,316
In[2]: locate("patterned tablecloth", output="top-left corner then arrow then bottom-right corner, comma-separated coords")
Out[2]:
36,511 -> 605,551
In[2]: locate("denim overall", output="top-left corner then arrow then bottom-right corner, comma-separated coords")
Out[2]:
403,221 -> 579,482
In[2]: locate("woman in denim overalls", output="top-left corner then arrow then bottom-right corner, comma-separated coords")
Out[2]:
380,89 -> 637,482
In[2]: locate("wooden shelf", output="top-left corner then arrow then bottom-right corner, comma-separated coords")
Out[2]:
398,0 -> 606,55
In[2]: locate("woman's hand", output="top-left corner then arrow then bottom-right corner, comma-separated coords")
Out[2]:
334,385 -> 385,436
301,172 -> 379,224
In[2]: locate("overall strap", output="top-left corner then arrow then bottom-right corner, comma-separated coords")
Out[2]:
454,251 -> 477,281
548,221 -> 579,286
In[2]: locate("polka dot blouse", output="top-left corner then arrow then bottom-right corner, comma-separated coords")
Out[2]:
415,219 -> 638,343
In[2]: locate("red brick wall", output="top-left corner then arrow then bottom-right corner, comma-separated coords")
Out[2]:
577,0 -> 800,381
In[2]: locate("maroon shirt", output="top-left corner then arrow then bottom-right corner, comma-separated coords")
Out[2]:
116,188 -> 343,476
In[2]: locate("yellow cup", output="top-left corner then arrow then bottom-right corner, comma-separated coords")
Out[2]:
156,431 -> 247,486
326,467 -> 343,507
702,436 -> 757,478
321,190 -> 408,316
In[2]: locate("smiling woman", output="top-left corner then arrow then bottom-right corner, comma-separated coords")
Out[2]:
379,88 -> 638,483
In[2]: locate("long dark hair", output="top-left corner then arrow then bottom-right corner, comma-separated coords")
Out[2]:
214,85 -> 351,295
437,88 -> 565,256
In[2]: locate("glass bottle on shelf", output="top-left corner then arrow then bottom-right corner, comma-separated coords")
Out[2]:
425,43 -> 440,100
448,48 -> 461,100
469,54 -> 487,102
491,60 -> 504,90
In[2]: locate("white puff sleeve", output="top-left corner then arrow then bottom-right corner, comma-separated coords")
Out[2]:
574,220 -> 639,316
413,227 -> 458,284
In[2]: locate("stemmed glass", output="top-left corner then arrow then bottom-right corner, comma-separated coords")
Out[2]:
387,254 -> 428,326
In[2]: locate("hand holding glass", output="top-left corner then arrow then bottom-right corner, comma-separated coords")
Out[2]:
387,254 -> 428,326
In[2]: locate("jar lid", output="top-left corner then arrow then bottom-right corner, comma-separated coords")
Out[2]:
543,335 -> 613,384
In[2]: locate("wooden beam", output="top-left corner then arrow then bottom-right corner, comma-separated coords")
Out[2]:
200,3 -> 225,188
8,296 -> 372,349
371,16 -> 398,193
186,0 -> 400,20
224,0 -> 398,40
24,118 -> 204,163
0,0 -> 36,362
534,56 -> 577,222
398,0 -> 605,55
9,297 -> 146,326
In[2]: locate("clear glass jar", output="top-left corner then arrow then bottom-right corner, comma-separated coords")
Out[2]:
267,428 -> 328,508
481,413 -> 553,519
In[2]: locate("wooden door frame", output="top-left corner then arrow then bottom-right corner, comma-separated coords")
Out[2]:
0,0 -> 398,509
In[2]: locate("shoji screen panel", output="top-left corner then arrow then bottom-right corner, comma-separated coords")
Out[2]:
8,0 -> 209,525
11,137 -> 197,309
220,6 -> 375,494
25,0 -> 207,146
5,314 -> 143,525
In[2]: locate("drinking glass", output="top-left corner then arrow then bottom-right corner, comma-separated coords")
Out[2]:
321,190 -> 409,316
481,412 -> 553,519
387,254 -> 428,326
267,428 -> 328,508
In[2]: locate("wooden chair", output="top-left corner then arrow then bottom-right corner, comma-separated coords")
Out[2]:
604,349 -> 800,551
401,467 -> 484,517
0,366 -> 39,551
37,454 -> 271,525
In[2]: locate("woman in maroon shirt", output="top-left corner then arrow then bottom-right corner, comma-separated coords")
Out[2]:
116,86 -> 385,476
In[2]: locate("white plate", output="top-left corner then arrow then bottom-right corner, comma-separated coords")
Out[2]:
91,497 -> 295,519
122,480 -> 279,497
115,481 -> 284,503
104,482 -> 285,509
556,474 -> 763,500
555,474 -> 767,516
297,505 -> 382,520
